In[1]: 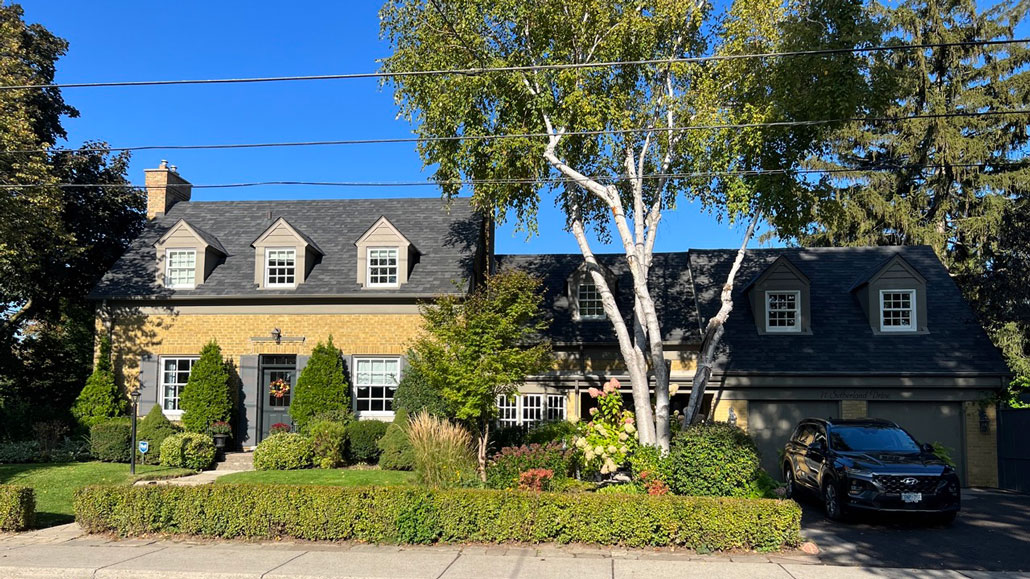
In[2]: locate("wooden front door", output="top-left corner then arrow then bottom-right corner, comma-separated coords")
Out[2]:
259,355 -> 296,441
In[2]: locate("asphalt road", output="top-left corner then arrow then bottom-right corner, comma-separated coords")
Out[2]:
799,488 -> 1030,572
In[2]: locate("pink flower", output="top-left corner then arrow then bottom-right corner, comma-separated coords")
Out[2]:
609,378 -> 621,390
624,417 -> 634,424
589,407 -> 598,416
603,382 -> 615,394
587,387 -> 600,398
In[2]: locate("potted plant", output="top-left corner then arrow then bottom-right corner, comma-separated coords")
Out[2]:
208,421 -> 232,461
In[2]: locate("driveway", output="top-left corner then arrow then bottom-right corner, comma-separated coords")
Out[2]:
800,488 -> 1030,572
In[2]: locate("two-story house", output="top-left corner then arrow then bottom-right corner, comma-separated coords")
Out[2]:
90,163 -> 1009,486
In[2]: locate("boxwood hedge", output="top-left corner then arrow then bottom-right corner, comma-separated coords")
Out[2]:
74,484 -> 800,550
0,485 -> 35,531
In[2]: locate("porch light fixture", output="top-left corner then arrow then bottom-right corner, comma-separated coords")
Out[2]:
727,407 -> 737,427
271,328 -> 282,345
978,408 -> 989,433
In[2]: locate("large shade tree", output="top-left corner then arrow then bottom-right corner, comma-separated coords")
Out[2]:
381,0 -> 875,448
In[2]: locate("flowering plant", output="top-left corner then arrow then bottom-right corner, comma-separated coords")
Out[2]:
572,378 -> 637,476
207,421 -> 232,436
269,422 -> 292,435
269,379 -> 290,399
517,468 -> 554,491
638,469 -> 671,495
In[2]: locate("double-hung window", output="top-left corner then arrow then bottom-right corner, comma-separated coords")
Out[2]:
367,248 -> 399,287
880,289 -> 916,332
765,290 -> 801,332
164,249 -> 196,289
577,281 -> 605,320
161,357 -> 197,415
265,248 -> 296,287
496,394 -> 565,426
546,395 -> 567,421
354,357 -> 400,415
497,395 -> 519,426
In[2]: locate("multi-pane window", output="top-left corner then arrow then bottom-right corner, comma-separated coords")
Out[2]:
161,357 -> 196,413
522,394 -> 543,424
496,394 -> 565,426
164,249 -> 196,289
880,290 -> 916,331
265,248 -> 296,287
765,291 -> 801,332
354,358 -> 400,414
497,395 -> 519,426
577,281 -> 605,319
546,395 -> 567,421
367,248 -> 399,286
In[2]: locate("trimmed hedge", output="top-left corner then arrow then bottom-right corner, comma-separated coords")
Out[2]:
160,433 -> 216,470
73,484 -> 800,550
253,432 -> 313,470
90,418 -> 132,463
0,485 -> 35,531
347,420 -> 389,464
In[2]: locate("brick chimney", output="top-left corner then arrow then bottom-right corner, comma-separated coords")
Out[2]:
145,160 -> 192,219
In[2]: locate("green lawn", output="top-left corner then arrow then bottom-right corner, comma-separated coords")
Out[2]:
0,462 -> 194,528
216,468 -> 416,486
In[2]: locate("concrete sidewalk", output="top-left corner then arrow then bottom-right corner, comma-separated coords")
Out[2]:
0,528 -> 1019,579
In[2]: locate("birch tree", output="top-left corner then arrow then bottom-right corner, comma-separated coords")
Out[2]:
381,0 -> 873,449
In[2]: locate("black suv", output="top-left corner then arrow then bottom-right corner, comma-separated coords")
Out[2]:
782,418 -> 961,522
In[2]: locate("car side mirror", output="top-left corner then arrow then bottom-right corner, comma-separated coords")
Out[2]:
921,442 -> 934,454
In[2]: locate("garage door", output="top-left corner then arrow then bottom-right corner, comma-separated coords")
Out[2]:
867,401 -> 965,485
749,401 -> 840,480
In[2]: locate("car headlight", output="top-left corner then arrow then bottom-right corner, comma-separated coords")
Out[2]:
848,478 -> 874,495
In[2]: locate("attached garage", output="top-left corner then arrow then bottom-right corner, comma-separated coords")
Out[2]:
868,401 -> 965,485
748,401 -> 839,479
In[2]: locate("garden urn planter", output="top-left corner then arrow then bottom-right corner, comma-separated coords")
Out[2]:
212,434 -> 229,462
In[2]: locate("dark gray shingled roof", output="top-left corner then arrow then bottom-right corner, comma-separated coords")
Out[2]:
689,245 -> 1009,376
495,253 -> 701,344
90,197 -> 481,300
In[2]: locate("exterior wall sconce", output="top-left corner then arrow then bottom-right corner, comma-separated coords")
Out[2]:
979,408 -> 990,433
271,328 -> 282,345
727,406 -> 737,427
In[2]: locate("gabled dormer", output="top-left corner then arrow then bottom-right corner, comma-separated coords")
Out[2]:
567,262 -> 616,322
154,219 -> 227,289
355,216 -> 417,289
251,217 -> 323,289
850,253 -> 927,334
746,255 -> 811,334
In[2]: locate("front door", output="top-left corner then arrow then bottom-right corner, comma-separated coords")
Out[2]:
260,355 -> 296,441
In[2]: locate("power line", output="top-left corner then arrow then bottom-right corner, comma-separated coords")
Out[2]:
2,38 -> 1025,91
0,162 -> 1021,190
4,109 -> 1028,155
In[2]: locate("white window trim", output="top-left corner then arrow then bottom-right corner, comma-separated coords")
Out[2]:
765,290 -> 802,333
574,280 -> 606,321
879,289 -> 917,332
353,356 -> 401,417
264,247 -> 297,288
497,393 -> 566,426
366,247 -> 400,288
546,394 -> 567,421
158,355 -> 198,418
164,248 -> 197,289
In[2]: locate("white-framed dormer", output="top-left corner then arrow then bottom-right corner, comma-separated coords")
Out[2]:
879,288 -> 917,332
764,289 -> 802,333
851,253 -> 927,335
355,216 -> 417,289
154,219 -> 226,289
568,262 -> 615,322
746,255 -> 812,335
251,217 -> 323,289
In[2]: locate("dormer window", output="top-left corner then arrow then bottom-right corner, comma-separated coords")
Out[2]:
164,249 -> 197,289
765,290 -> 800,333
265,248 -> 297,287
880,289 -> 916,332
577,280 -> 605,320
367,248 -> 399,287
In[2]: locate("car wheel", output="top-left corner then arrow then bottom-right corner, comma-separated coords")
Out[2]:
783,466 -> 796,500
823,481 -> 844,521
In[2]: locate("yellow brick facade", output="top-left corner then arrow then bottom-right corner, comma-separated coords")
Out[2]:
963,401 -> 999,487
711,399 -> 748,431
840,400 -> 868,419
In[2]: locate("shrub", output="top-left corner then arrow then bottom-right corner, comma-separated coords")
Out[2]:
90,418 -> 131,463
392,362 -> 448,417
269,423 -> 292,435
597,483 -> 642,495
32,420 -> 68,460
308,420 -> 347,469
159,432 -> 216,470
51,437 -> 92,463
486,443 -> 570,490
664,422 -> 762,497
525,420 -> 578,445
377,409 -> 415,471
179,340 -> 233,433
408,412 -> 477,487
347,420 -> 389,464
517,468 -> 554,491
0,441 -> 40,464
0,486 -> 34,531
306,408 -> 352,426
289,337 -> 350,431
71,335 -> 127,429
572,378 -> 637,476
136,405 -> 180,465
74,484 -> 802,550
253,432 -> 313,470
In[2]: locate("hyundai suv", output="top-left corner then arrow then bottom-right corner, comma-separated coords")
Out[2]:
782,418 -> 961,522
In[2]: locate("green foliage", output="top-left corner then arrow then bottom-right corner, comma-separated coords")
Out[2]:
290,337 -> 350,431
526,420 -> 579,446
74,484 -> 802,550
664,422 -> 762,497
71,334 -> 127,429
179,341 -> 232,433
931,442 -> 957,468
159,433 -> 215,471
486,443 -> 570,490
378,409 -> 415,471
253,433 -> 313,471
307,420 -> 347,469
597,484 -> 643,496
573,379 -> 637,476
89,418 -> 131,463
346,420 -> 389,464
408,413 -> 478,488
0,441 -> 42,464
0,485 -> 35,531
392,362 -> 448,417
136,405 -> 180,465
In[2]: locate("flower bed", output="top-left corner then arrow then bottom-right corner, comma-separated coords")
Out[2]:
74,484 -> 801,550
0,485 -> 35,531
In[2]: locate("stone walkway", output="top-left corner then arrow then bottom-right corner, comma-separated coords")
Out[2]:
136,451 -> 253,486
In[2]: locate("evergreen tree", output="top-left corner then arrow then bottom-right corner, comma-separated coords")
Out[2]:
71,334 -> 127,428
179,340 -> 232,432
377,408 -> 415,471
392,359 -> 449,418
289,336 -> 349,431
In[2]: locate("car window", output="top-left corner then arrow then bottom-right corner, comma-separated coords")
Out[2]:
829,425 -> 921,452
795,424 -> 816,446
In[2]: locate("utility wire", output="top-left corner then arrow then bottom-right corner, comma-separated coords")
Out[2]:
3,109 -> 1028,155
0,162 -> 1022,190
1,38 -> 1025,91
